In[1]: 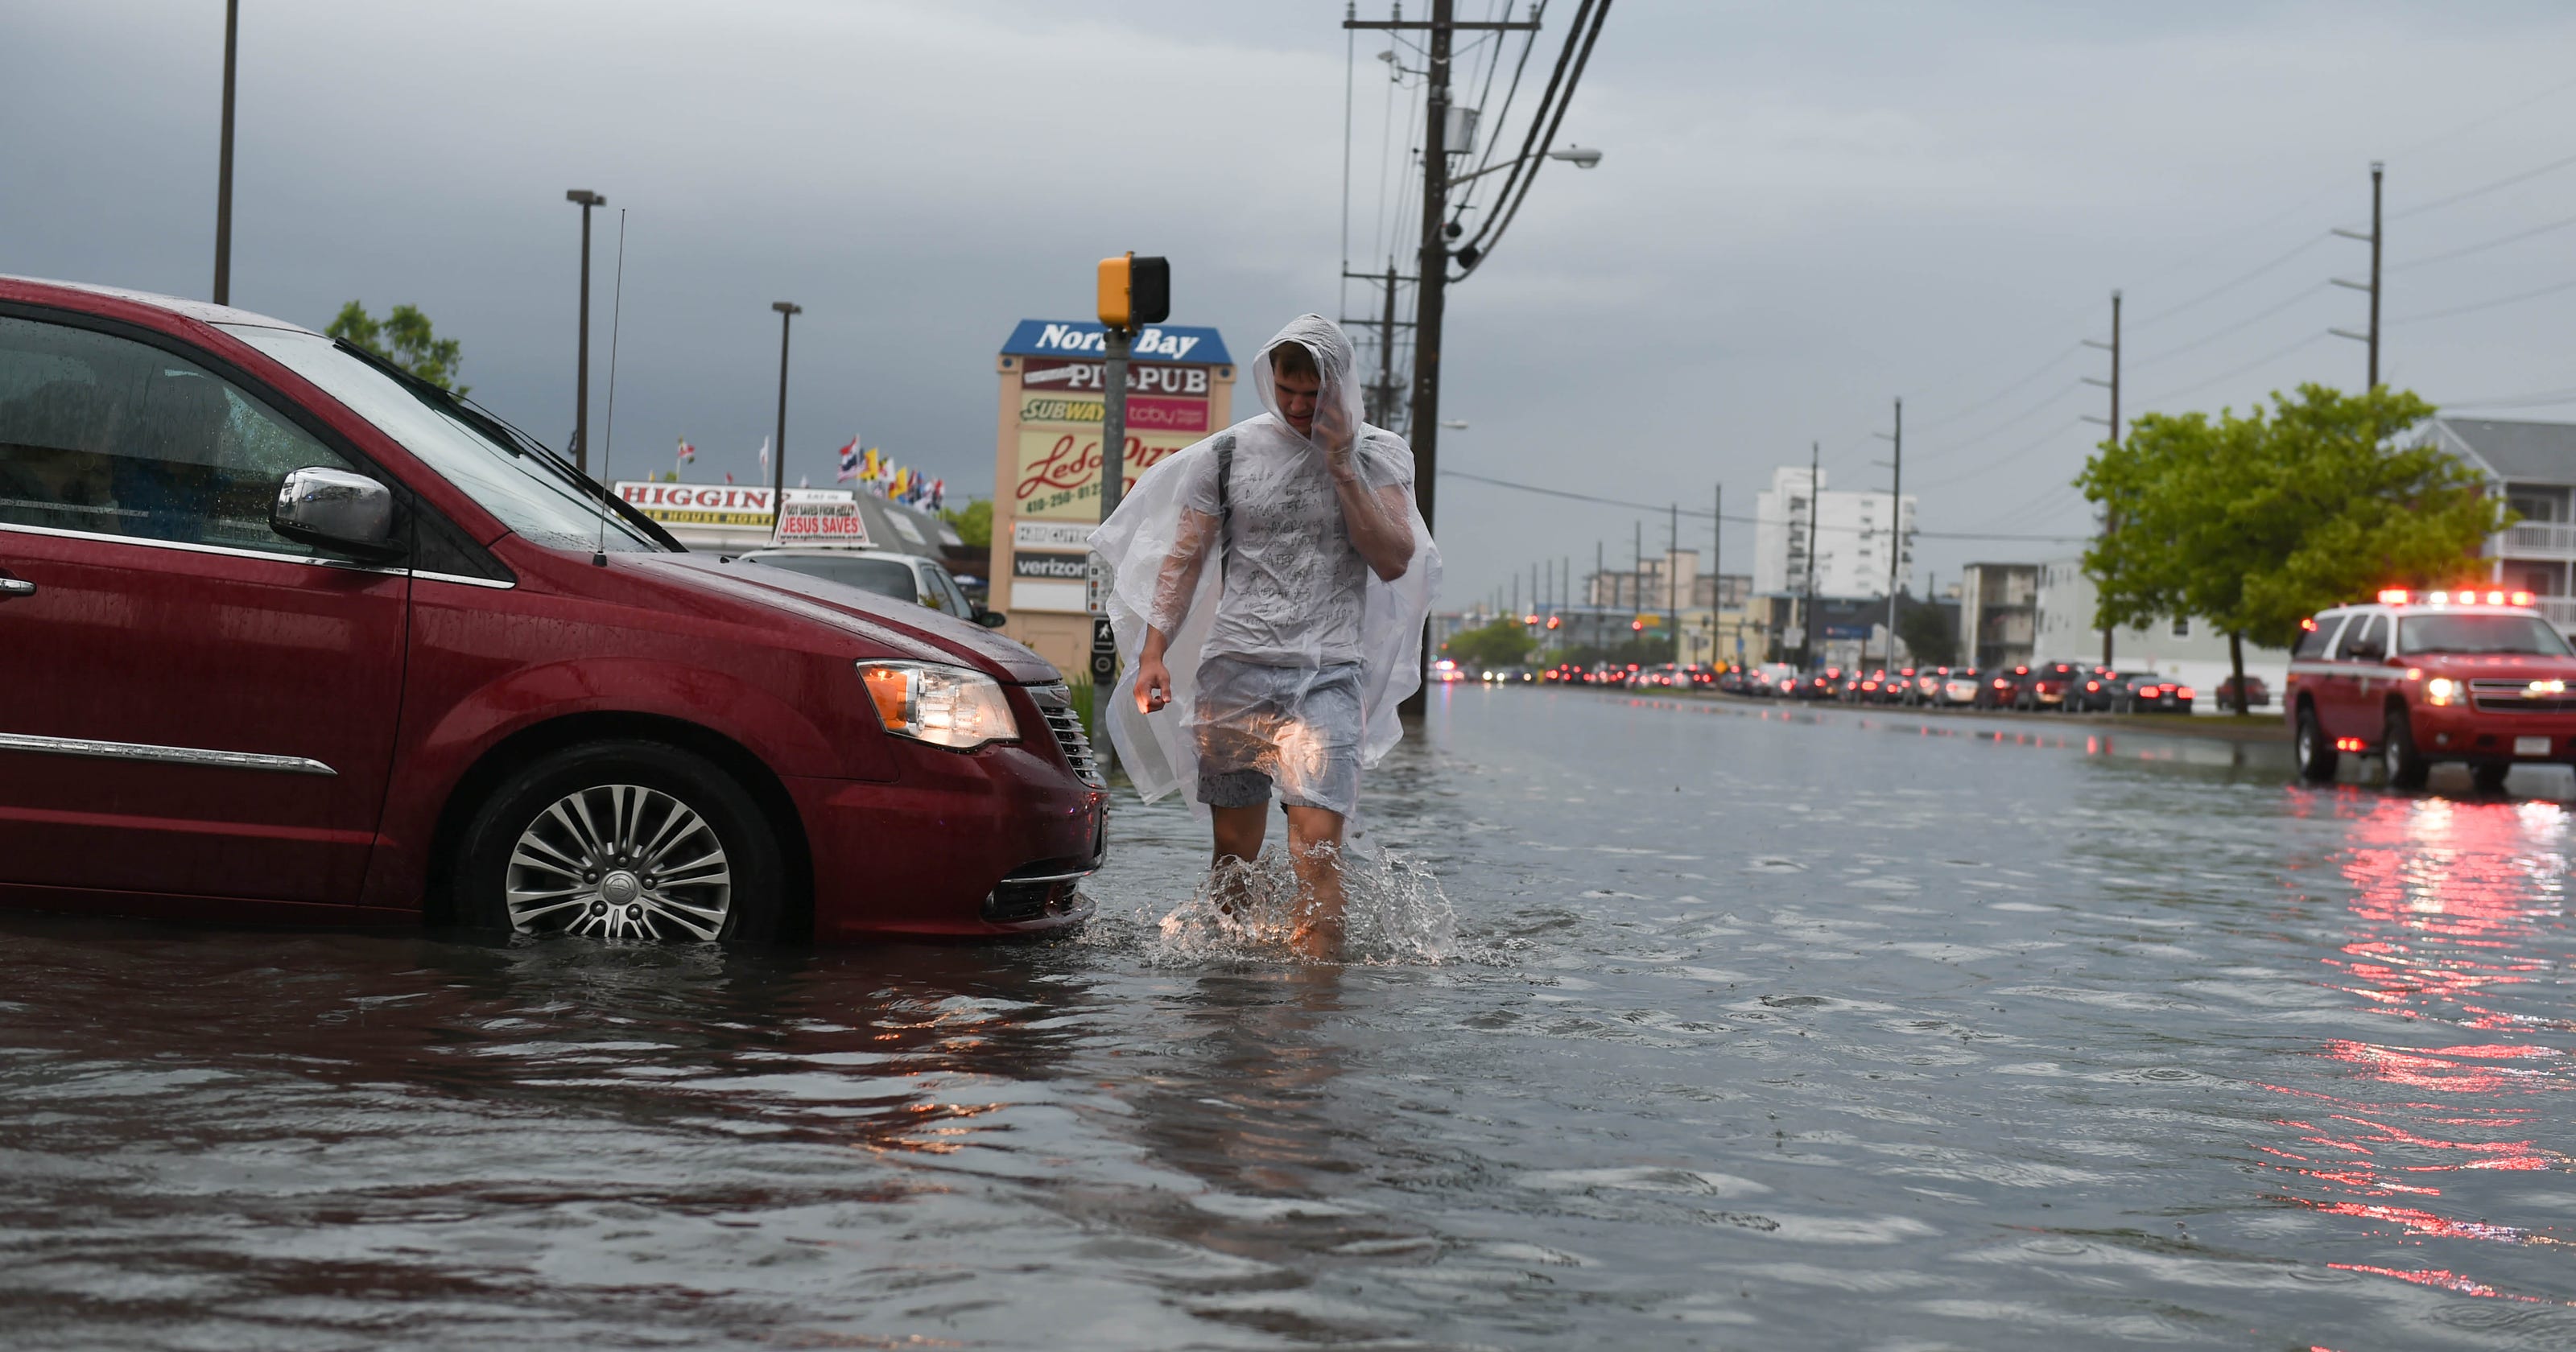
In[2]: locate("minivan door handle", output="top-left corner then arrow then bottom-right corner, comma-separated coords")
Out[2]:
0,577 -> 33,600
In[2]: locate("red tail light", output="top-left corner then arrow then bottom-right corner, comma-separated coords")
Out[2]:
2178,686 -> 2195,699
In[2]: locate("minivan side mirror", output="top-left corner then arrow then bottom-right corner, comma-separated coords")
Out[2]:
976,608 -> 1009,629
272,467 -> 400,560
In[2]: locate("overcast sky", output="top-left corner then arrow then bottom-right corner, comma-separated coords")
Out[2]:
8,1 -> 2576,606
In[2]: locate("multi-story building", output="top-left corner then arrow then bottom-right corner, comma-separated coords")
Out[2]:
1956,562 -> 2038,670
2410,417 -> 2576,632
1752,466 -> 1917,600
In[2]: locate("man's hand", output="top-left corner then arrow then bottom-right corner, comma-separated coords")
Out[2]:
1135,649 -> 1173,714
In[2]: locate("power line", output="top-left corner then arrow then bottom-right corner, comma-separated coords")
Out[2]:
2438,384 -> 2576,411
2136,329 -> 2330,408
2388,208 -> 2576,273
1908,341 -> 2083,433
1909,382 -> 2083,464
2128,280 -> 2330,371
1909,416 -> 2088,491
2390,273 -> 2576,325
1439,468 -> 2087,541
2390,146 -> 2576,222
2129,233 -> 2330,330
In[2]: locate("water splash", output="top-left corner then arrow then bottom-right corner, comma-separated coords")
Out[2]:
1126,844 -> 1462,966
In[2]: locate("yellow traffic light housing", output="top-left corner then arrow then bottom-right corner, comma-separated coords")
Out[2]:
1096,254 -> 1132,330
1096,253 -> 1171,331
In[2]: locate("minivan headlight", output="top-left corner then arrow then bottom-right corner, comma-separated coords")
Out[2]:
857,662 -> 1018,749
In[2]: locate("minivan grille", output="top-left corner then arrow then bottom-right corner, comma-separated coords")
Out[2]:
1028,683 -> 1105,787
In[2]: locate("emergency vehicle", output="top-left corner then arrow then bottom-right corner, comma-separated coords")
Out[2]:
2286,587 -> 2576,790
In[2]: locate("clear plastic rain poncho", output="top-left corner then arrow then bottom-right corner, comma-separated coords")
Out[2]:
1091,315 -> 1440,820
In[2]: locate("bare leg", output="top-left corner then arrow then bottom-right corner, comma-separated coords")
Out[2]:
1208,804 -> 1267,917
1282,805 -> 1348,959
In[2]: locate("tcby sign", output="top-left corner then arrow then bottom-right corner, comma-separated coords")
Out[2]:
617,481 -> 776,527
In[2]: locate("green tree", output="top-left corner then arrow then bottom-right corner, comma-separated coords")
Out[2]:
1443,616 -> 1538,669
326,301 -> 466,394
2079,384 -> 2504,713
940,498 -> 993,549
1896,600 -> 1956,666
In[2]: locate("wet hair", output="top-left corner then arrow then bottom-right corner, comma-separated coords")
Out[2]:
1269,341 -> 1319,382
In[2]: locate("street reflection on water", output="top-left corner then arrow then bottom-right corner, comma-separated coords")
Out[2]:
6,685 -> 2576,1349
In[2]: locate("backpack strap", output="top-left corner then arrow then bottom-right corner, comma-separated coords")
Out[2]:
1212,435 -> 1234,587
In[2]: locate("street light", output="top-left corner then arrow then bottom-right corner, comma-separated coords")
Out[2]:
770,301 -> 802,506
565,190 -> 606,472
213,0 -> 240,305
1448,142 -> 1608,190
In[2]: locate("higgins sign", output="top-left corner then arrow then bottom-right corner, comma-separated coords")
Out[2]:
616,481 -> 776,527
1000,319 -> 1231,366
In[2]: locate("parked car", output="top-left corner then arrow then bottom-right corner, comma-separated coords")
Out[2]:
2112,674 -> 2197,714
2068,668 -> 2149,713
2015,662 -> 2085,711
0,277 -> 1105,942
2214,674 -> 2272,709
739,546 -> 1002,629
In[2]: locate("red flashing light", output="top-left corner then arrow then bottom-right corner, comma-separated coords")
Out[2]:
2301,616 -> 2318,632
2377,588 -> 2409,604
2512,590 -> 2536,606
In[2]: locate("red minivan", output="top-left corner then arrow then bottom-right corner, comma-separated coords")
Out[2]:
0,278 -> 1104,942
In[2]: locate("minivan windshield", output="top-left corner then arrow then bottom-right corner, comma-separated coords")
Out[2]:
2400,613 -> 2574,656
221,325 -> 665,553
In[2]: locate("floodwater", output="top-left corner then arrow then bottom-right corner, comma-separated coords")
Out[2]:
6,687 -> 2576,1350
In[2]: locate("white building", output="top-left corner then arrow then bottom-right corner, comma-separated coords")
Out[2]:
2409,416 -> 2576,633
1752,465 -> 1916,599
2033,558 -> 2289,699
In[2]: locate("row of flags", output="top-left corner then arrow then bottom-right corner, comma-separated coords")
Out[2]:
672,437 -> 944,511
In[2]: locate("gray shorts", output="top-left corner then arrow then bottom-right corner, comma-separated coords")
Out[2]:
1191,657 -> 1364,813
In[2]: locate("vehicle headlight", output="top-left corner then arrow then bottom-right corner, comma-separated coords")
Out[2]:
2425,676 -> 2460,705
857,662 -> 1018,749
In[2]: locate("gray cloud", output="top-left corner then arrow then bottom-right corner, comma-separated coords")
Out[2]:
6,1 -> 2574,604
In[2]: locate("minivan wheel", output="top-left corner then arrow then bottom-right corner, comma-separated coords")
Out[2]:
2295,707 -> 2338,783
454,740 -> 784,943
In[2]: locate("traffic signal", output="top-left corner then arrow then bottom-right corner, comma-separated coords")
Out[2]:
1096,254 -> 1171,331
1546,615 -> 1561,629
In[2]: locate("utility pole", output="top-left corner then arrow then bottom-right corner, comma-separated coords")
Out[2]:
2332,161 -> 2384,390
1888,400 -> 1901,671
1346,2 -> 1539,714
2083,289 -> 2122,666
1802,439 -> 1819,670
1712,481 -> 1724,669
770,302 -> 801,505
213,0 -> 239,306
566,191 -> 606,472
1667,501 -> 1680,658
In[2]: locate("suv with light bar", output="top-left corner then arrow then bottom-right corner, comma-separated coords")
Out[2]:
2286,586 -> 2574,790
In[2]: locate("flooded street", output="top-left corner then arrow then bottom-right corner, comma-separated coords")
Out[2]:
7,685 -> 2576,1350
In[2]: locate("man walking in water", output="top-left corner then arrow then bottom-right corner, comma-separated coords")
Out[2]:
1092,315 -> 1439,958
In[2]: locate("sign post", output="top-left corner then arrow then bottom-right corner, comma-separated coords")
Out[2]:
1086,254 -> 1170,782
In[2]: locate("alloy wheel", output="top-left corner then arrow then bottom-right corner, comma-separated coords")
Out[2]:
504,783 -> 732,940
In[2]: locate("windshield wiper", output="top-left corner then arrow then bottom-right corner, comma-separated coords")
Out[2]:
328,339 -> 682,551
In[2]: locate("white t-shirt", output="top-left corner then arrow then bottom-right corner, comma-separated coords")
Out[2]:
1177,421 -> 1415,667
